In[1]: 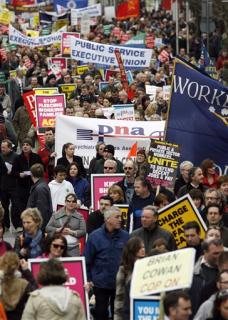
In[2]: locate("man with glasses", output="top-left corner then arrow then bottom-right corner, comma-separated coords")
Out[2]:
116,160 -> 137,204
103,159 -> 117,174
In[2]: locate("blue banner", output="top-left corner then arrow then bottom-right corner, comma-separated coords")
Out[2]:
165,59 -> 228,175
54,0 -> 87,11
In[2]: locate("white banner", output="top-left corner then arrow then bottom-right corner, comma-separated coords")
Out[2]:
71,4 -> 102,19
55,116 -> 165,168
9,25 -> 66,47
71,38 -> 153,68
114,104 -> 135,121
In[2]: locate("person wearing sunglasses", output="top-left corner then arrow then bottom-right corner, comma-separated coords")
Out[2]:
43,234 -> 68,259
46,193 -> 86,256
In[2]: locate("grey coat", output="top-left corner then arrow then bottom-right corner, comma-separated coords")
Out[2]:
46,207 -> 86,256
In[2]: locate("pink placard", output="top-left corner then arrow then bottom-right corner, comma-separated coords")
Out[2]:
49,57 -> 67,70
28,257 -> 90,319
35,94 -> 65,133
61,32 -> 80,56
91,174 -> 124,211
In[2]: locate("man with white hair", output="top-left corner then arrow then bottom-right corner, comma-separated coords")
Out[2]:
103,159 -> 117,174
84,206 -> 129,320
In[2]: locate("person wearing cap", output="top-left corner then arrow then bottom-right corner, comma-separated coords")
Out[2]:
93,144 -> 123,174
11,138 -> 43,229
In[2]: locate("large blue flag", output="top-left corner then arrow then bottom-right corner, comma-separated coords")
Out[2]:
165,58 -> 228,175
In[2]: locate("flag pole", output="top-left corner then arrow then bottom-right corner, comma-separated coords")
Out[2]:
175,0 -> 179,55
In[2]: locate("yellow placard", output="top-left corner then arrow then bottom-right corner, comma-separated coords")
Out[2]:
34,88 -> 59,95
26,29 -> 39,38
131,248 -> 196,297
158,194 -> 207,248
77,65 -> 89,75
9,70 -> 17,78
0,8 -> 10,25
114,204 -> 129,229
59,84 -> 76,99
33,14 -> 39,28
53,19 -> 68,32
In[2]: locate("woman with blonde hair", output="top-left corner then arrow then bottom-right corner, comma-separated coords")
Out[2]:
0,251 -> 36,320
108,185 -> 125,204
14,208 -> 45,259
144,102 -> 157,120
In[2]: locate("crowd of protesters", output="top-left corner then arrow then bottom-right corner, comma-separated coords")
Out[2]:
0,1 -> 227,320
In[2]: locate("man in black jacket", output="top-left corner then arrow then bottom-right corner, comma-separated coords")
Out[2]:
27,163 -> 53,229
12,138 -> 43,228
0,139 -> 18,229
86,195 -> 113,234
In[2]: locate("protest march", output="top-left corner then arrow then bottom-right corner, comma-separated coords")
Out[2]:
0,0 -> 227,319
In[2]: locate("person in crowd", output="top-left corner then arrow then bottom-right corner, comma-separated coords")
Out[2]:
46,193 -> 86,256
151,238 -> 169,253
84,206 -> 129,320
127,177 -> 155,231
12,97 -> 31,147
189,189 -> 204,215
135,148 -> 149,178
14,208 -> 45,259
48,165 -> 75,212
183,221 -> 203,262
37,127 -> 56,182
190,239 -> 224,316
114,237 -> 145,320
8,69 -> 25,115
194,270 -> 228,320
0,251 -> 37,320
0,220 -> 12,255
42,234 -> 68,258
130,205 -> 176,254
93,144 -> 123,174
0,103 -> 17,147
201,158 -> 219,189
205,226 -> 223,242
218,175 -> 228,206
26,163 -> 52,229
0,83 -> 12,119
103,159 -> 118,174
21,259 -> 85,320
154,193 -> 170,209
67,162 -> 89,206
108,184 -> 125,204
207,289 -> 228,320
174,161 -> 194,196
177,167 -> 207,198
86,195 -> 113,234
57,142 -> 86,177
88,142 -> 106,175
11,138 -> 43,229
205,204 -> 228,246
116,160 -> 137,204
45,74 -> 57,87
0,139 -> 18,229
163,291 -> 192,320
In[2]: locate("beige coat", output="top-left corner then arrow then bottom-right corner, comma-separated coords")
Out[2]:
21,286 -> 86,320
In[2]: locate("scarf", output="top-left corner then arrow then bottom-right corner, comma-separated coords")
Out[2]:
24,229 -> 43,258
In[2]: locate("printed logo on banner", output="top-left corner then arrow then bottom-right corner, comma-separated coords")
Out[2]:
158,194 -> 207,248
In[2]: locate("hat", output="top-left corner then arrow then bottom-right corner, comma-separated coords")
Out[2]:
104,144 -> 115,155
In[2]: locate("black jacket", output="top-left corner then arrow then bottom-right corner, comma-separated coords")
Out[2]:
0,150 -> 18,190
12,152 -> 43,189
57,155 -> 86,177
86,210 -> 104,234
27,178 -> 53,228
